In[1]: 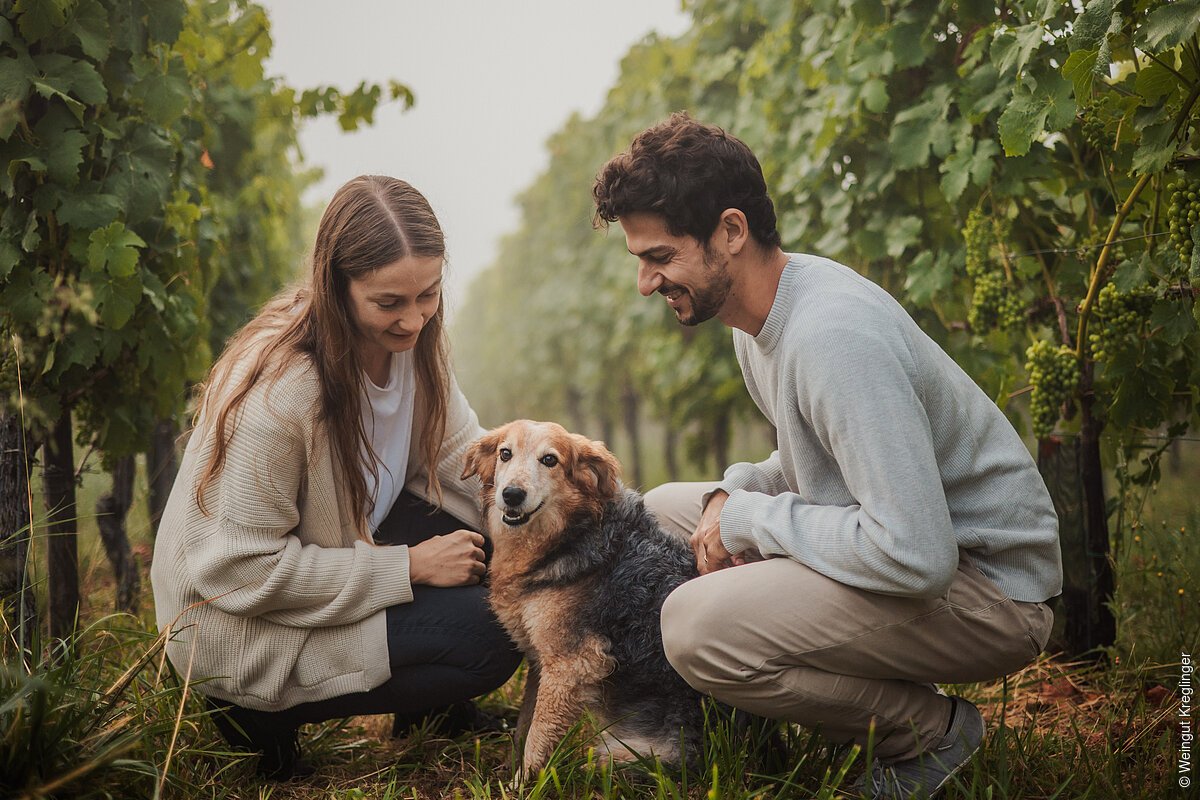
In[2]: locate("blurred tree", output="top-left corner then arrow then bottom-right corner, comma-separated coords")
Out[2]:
454,36 -> 765,487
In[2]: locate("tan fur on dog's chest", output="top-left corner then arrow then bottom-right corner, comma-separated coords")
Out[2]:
490,575 -> 606,666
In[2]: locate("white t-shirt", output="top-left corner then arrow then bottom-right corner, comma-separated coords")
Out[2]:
361,351 -> 416,533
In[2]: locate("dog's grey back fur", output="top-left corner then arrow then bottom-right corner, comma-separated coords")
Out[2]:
520,488 -> 706,760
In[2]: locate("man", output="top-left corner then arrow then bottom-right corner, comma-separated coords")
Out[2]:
592,113 -> 1062,799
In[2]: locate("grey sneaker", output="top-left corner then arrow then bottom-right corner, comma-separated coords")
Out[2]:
852,696 -> 984,799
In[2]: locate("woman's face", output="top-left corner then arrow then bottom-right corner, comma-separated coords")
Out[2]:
346,255 -> 443,371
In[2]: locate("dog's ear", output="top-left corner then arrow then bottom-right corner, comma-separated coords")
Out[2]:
462,428 -> 504,487
566,434 -> 622,501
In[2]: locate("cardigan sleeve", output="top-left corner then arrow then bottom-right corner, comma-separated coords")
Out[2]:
404,371 -> 486,527
185,369 -> 414,627
431,372 -> 487,502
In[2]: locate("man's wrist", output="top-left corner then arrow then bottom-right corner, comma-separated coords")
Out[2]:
701,487 -> 729,512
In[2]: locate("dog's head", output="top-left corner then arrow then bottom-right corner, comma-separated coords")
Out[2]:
462,420 -> 621,529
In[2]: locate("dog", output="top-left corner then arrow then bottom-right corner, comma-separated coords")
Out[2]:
461,420 -> 707,775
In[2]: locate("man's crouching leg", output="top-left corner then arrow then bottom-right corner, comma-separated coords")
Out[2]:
660,562 -> 954,763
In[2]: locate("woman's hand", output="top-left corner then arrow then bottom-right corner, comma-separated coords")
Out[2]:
408,530 -> 487,587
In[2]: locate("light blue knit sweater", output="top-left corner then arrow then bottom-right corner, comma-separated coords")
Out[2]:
716,254 -> 1063,603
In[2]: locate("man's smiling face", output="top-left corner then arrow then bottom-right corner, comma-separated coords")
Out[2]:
618,211 -> 732,326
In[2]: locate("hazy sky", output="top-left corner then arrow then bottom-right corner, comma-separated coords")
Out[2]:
258,1 -> 691,312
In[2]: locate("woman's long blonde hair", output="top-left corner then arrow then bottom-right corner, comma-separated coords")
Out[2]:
193,176 -> 451,539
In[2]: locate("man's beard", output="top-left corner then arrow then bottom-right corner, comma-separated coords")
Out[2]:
666,245 -> 732,326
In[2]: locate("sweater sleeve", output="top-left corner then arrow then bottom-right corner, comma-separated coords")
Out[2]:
718,321 -> 959,599
186,375 -> 414,627
716,450 -> 790,497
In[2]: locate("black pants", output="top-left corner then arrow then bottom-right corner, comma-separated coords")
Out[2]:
209,491 -> 521,737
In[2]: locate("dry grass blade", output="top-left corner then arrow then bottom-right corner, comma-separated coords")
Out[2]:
156,629 -> 198,799
90,618 -> 169,722
16,739 -> 140,800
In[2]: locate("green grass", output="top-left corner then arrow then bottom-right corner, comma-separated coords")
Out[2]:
5,443 -> 1197,798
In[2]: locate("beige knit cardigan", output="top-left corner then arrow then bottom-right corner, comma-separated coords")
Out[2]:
150,359 -> 485,711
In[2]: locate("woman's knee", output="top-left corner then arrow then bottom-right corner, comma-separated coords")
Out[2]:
447,585 -> 522,691
474,642 -> 522,694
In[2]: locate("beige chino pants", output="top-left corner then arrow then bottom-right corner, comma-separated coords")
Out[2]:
646,481 -> 1054,761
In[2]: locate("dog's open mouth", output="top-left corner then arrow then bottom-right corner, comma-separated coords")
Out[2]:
501,501 -> 544,527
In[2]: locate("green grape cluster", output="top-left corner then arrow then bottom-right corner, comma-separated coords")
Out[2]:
1167,176 -> 1200,269
1025,339 -> 1078,439
1088,283 -> 1154,364
112,356 -> 143,393
962,209 -> 1022,332
968,271 -> 1024,332
1080,101 -> 1111,151
963,207 -> 991,279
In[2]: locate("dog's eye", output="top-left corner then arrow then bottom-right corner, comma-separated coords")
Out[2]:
499,448 -> 512,462
540,454 -> 558,468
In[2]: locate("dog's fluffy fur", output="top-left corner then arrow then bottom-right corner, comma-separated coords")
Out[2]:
462,420 -> 706,773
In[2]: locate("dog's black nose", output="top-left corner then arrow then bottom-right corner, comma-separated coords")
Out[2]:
501,486 -> 526,507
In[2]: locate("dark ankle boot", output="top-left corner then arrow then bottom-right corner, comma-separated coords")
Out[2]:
206,698 -> 314,780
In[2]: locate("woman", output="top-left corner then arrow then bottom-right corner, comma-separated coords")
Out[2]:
151,176 -> 521,779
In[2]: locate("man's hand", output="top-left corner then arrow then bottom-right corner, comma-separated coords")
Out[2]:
408,530 -> 487,587
691,490 -> 735,575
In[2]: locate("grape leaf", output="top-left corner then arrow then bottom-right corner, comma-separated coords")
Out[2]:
146,0 -> 186,44
30,53 -> 106,122
0,239 -> 19,280
67,0 -> 110,62
57,332 -> 101,375
1110,254 -> 1150,292
940,137 -> 998,202
1068,0 -> 1115,50
1134,60 -> 1180,105
0,264 -> 52,325
0,100 -> 21,141
1061,49 -> 1098,100
56,189 -> 120,229
87,222 -> 145,278
1150,300 -> 1196,347
0,53 -> 36,101
13,0 -> 69,44
1131,121 -> 1175,176
132,62 -> 189,126
992,23 -> 1045,77
92,272 -> 142,329
33,105 -> 86,184
33,53 -> 107,104
20,210 -> 39,252
889,85 -> 953,169
886,215 -> 923,258
903,251 -> 953,304
1139,0 -> 1200,50
998,70 -> 1074,156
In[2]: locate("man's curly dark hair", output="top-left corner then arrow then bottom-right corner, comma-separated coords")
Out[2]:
592,112 -> 782,249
